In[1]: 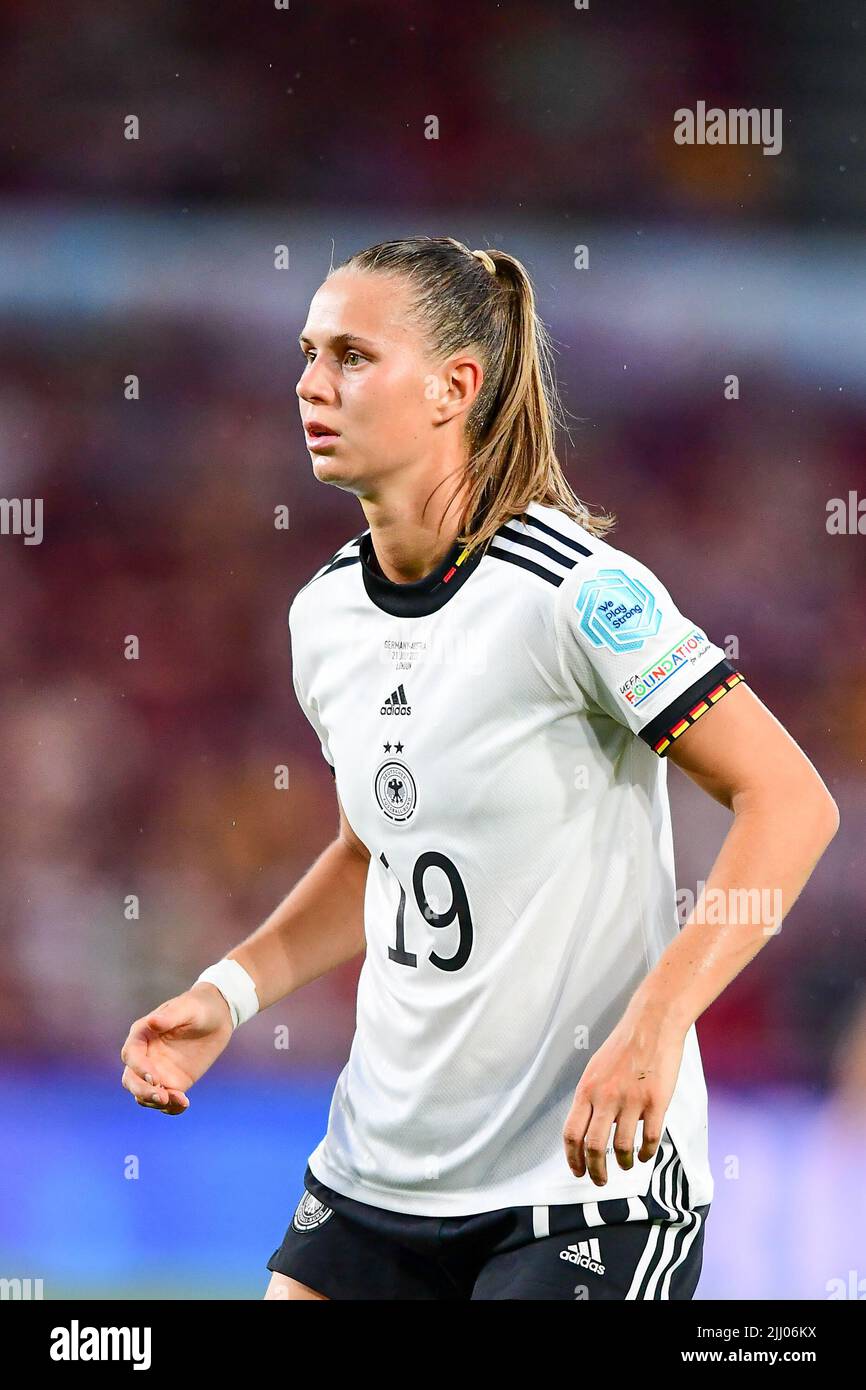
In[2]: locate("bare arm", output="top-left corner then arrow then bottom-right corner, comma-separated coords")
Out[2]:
563,681 -> 839,1184
121,788 -> 370,1113
628,681 -> 839,1030
214,790 -> 370,1011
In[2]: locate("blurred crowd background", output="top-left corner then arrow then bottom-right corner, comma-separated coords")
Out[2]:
0,0 -> 864,1299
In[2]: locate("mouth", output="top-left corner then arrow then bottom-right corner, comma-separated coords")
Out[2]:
304,420 -> 341,451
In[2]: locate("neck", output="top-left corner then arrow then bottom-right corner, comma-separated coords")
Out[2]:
361,481 -> 471,584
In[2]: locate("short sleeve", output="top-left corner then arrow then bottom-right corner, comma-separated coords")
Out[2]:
291,670 -> 336,774
553,544 -> 745,756
288,604 -> 336,776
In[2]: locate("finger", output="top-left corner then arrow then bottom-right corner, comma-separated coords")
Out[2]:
583,1116 -> 615,1185
122,1065 -> 171,1108
138,1093 -> 188,1115
637,1112 -> 663,1164
562,1094 -> 593,1178
123,1066 -> 190,1113
120,1019 -> 156,1078
147,998 -> 194,1034
584,1144 -> 607,1185
157,1090 -> 190,1116
120,998 -> 193,1087
120,1014 -> 169,1083
612,1109 -> 641,1171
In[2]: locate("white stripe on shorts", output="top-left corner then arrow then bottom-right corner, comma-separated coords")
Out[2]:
532,1205 -> 549,1238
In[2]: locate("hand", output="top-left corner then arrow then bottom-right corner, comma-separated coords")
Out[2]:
120,984 -> 234,1115
562,1009 -> 686,1185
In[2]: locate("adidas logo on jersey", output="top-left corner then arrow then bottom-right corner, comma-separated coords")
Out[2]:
560,1239 -> 605,1275
381,684 -> 412,716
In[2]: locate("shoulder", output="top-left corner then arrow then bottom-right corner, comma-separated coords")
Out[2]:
488,505 -> 689,666
485,501 -> 610,596
493,502 -> 677,607
288,525 -> 368,631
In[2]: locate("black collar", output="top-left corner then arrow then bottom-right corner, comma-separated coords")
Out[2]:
359,530 -> 488,617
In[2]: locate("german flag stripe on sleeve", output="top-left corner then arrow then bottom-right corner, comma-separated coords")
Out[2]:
638,661 -> 745,756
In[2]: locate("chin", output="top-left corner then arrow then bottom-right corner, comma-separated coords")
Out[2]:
310,453 -> 361,491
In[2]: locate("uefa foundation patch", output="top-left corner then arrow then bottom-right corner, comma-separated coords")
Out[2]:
291,1189 -> 335,1232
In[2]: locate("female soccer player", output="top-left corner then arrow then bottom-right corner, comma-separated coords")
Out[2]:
120,237 -> 838,1300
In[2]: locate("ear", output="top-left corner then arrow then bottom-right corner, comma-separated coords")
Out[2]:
430,352 -> 485,428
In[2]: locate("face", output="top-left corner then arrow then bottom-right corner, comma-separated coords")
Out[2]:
296,268 -> 479,498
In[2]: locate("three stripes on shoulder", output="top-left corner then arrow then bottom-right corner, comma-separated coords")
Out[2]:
305,512 -> 594,593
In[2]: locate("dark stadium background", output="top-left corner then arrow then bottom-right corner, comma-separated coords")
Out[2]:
0,0 -> 864,1298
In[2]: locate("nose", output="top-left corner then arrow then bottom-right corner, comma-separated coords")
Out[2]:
296,356 -> 337,406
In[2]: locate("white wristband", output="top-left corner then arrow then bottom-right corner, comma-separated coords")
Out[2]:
194,959 -> 260,1030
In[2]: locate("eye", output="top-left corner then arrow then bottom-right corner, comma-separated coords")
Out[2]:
344,349 -> 365,367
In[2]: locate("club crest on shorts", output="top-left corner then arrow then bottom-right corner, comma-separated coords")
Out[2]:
374,759 -> 418,822
291,1190 -> 335,1232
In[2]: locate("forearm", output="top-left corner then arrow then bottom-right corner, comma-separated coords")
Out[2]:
224,837 -> 368,1011
626,788 -> 838,1034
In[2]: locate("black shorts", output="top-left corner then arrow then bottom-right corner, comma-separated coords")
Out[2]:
266,1136 -> 710,1300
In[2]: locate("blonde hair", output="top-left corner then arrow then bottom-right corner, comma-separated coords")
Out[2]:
336,235 -> 615,555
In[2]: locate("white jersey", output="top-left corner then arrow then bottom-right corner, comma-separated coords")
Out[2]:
288,501 -> 744,1216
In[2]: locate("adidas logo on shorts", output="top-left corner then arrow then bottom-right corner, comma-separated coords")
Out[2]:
291,1190 -> 335,1232
560,1238 -> 605,1275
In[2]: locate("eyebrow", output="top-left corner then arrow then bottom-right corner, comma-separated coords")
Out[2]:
298,331 -> 377,350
